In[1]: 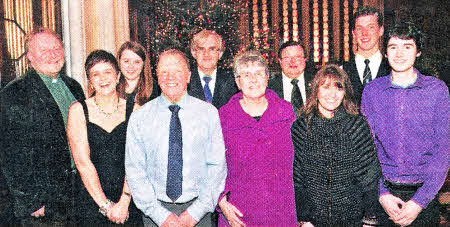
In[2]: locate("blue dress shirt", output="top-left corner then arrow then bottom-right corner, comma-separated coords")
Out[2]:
125,93 -> 227,226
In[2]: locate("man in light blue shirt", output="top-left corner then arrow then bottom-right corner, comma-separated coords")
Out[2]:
125,49 -> 227,227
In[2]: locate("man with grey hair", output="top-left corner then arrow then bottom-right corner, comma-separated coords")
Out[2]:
0,28 -> 85,224
125,49 -> 227,227
189,29 -> 238,109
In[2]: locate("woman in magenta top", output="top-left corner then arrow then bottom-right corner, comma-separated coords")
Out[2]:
218,50 -> 297,226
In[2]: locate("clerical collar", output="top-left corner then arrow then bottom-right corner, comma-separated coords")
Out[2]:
37,71 -> 61,84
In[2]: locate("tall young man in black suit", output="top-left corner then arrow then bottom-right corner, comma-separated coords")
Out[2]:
343,7 -> 391,105
268,41 -> 315,115
189,30 -> 238,109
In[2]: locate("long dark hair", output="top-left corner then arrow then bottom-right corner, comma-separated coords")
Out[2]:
301,64 -> 358,125
117,41 -> 153,105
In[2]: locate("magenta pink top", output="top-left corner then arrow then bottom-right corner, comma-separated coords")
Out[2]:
218,89 -> 297,226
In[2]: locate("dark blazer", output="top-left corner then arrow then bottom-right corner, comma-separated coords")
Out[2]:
267,70 -> 315,101
188,66 -> 238,109
0,69 -> 85,222
342,56 -> 391,105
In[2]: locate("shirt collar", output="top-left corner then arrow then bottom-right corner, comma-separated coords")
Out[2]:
198,68 -> 217,79
355,51 -> 382,65
159,92 -> 188,110
384,68 -> 424,90
281,72 -> 305,81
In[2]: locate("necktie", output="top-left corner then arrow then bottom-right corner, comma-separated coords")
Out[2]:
291,79 -> 303,111
166,105 -> 182,202
363,59 -> 372,85
203,76 -> 213,103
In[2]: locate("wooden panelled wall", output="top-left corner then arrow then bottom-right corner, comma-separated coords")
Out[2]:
128,0 -> 383,68
1,0 -> 61,87
246,0 -> 383,66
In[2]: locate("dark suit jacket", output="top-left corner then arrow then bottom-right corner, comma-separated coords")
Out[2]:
342,56 -> 391,105
267,71 -> 315,101
188,67 -> 238,109
0,69 -> 85,221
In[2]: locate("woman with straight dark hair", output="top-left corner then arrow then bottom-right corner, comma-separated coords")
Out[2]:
291,64 -> 381,227
67,50 -> 142,225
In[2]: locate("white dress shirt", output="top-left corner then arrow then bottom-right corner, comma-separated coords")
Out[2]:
281,72 -> 307,104
355,51 -> 383,83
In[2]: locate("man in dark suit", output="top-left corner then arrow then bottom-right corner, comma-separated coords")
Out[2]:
189,30 -> 238,109
0,28 -> 85,225
268,41 -> 315,115
343,6 -> 391,105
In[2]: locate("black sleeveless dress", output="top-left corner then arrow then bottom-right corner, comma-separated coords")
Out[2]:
76,99 -> 142,225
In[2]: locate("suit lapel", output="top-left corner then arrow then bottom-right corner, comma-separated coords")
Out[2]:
345,59 -> 365,93
350,59 -> 364,86
187,68 -> 206,101
268,73 -> 284,99
29,71 -> 67,139
304,71 -> 315,98
60,74 -> 85,101
376,57 -> 391,78
212,69 -> 225,107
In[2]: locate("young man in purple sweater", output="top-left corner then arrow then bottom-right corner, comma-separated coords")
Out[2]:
361,22 -> 449,226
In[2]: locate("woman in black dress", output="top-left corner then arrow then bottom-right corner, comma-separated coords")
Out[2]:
117,41 -> 158,107
291,64 -> 381,227
67,50 -> 142,225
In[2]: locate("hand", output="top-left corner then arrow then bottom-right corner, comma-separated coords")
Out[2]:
179,210 -> 197,227
161,213 -> 182,227
298,221 -> 314,227
31,206 -> 45,217
379,194 -> 405,221
392,200 -> 422,226
219,197 -> 245,227
106,199 -> 129,224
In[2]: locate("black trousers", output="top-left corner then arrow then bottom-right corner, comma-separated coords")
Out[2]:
377,181 -> 440,227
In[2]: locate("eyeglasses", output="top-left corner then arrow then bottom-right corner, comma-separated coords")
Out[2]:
236,71 -> 268,80
280,56 -> 305,62
194,47 -> 221,53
